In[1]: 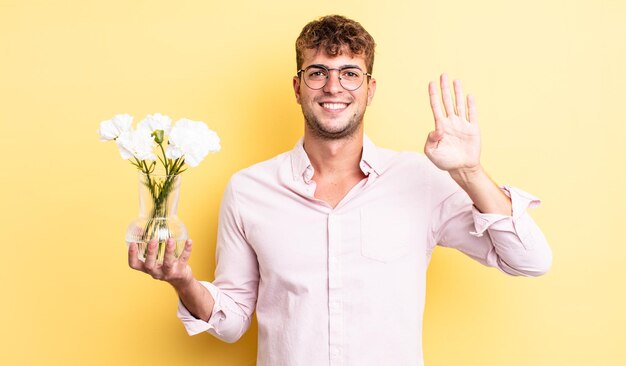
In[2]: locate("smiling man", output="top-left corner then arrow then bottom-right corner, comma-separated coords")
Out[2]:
295,58 -> 374,141
129,15 -> 552,366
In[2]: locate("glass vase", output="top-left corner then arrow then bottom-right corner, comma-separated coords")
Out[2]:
125,172 -> 188,263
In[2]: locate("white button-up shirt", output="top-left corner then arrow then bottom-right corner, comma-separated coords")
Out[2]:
178,136 -> 552,366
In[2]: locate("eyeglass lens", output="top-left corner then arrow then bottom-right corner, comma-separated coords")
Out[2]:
302,66 -> 365,91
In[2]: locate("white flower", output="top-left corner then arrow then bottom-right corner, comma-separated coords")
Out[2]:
166,118 -> 221,167
116,128 -> 157,161
98,114 -> 133,141
137,113 -> 172,136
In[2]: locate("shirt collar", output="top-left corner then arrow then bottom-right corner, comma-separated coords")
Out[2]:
290,134 -> 382,182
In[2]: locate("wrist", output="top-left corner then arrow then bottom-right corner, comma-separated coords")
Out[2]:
449,164 -> 484,186
170,274 -> 196,294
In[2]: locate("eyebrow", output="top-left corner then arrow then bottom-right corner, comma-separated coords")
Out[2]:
307,64 -> 364,70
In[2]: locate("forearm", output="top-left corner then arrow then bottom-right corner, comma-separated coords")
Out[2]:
173,278 -> 215,322
449,165 -> 512,215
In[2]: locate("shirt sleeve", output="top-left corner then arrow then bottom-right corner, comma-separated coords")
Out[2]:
176,178 -> 259,342
429,174 -> 552,277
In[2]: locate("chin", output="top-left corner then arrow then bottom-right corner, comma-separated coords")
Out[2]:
305,116 -> 362,140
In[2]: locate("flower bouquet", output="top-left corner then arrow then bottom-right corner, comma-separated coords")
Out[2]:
98,113 -> 220,262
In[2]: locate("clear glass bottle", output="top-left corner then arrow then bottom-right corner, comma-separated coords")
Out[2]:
125,172 -> 188,263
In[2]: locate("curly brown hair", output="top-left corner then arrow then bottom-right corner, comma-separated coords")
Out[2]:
295,15 -> 376,74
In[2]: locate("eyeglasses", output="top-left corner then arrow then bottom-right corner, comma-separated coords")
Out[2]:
297,64 -> 372,91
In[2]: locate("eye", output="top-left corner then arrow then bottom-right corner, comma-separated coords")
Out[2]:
340,69 -> 361,79
307,68 -> 328,79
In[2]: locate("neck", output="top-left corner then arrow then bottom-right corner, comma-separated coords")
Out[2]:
303,128 -> 364,177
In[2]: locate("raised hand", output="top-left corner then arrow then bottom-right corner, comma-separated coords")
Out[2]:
425,74 -> 481,173
128,238 -> 194,289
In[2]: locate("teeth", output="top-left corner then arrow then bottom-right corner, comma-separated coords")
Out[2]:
322,103 -> 348,110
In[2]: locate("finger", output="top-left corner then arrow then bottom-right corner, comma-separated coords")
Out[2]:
128,242 -> 144,271
428,81 -> 445,124
162,238 -> 176,271
179,239 -> 193,265
440,73 -> 455,117
144,238 -> 159,272
453,79 -> 466,120
467,94 -> 478,124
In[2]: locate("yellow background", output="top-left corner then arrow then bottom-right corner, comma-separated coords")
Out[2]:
1,0 -> 624,365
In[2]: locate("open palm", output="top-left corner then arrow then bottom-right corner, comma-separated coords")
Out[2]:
424,74 -> 481,172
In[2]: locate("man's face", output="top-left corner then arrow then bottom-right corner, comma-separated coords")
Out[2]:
293,48 -> 376,140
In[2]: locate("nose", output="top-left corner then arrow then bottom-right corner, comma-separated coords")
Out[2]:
322,69 -> 343,93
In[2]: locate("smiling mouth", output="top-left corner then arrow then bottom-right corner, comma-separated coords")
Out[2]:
320,102 -> 349,110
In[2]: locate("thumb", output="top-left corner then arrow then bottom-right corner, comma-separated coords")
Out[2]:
424,129 -> 443,155
426,129 -> 444,143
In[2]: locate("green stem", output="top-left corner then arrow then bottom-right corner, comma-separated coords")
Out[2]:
135,153 -> 179,262
171,158 -> 185,175
142,161 -> 157,201
158,142 -> 169,175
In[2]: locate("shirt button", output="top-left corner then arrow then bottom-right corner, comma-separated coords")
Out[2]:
331,347 -> 340,357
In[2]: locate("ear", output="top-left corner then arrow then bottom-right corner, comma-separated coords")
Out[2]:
293,76 -> 302,104
366,78 -> 377,106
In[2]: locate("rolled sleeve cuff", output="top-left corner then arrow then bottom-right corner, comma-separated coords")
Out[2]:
469,186 -> 541,237
176,281 -> 225,336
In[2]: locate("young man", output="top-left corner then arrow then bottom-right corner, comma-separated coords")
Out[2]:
129,15 -> 552,366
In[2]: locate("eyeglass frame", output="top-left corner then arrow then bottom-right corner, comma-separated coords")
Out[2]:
296,64 -> 373,91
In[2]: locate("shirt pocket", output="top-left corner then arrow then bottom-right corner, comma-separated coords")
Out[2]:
360,206 -> 411,262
